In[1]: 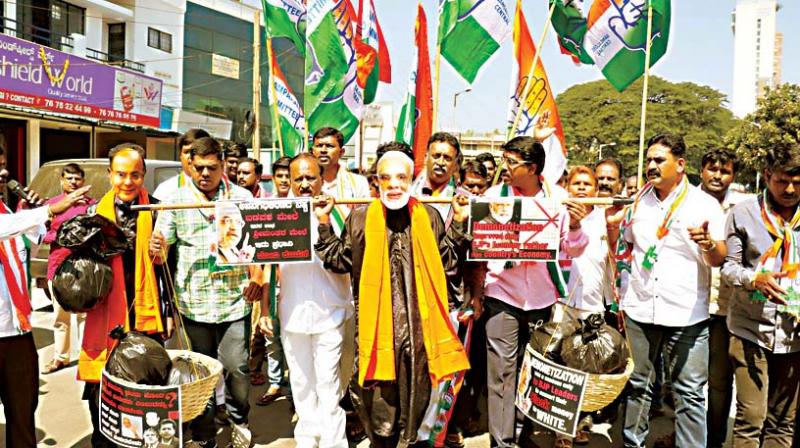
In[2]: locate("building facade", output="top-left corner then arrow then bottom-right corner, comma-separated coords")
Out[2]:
731,0 -> 782,118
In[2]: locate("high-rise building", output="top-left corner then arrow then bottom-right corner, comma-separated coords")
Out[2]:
731,0 -> 783,117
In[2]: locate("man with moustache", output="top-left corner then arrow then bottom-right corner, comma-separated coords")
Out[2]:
224,142 -> 248,181
595,158 -> 624,198
311,127 -> 370,217
607,134 -> 727,448
153,128 -> 211,201
236,157 -> 269,198
80,144 -> 173,447
699,149 -> 750,447
722,144 -> 800,447
314,148 -> 471,448
459,161 -> 489,196
261,154 -> 353,448
271,156 -> 292,199
150,137 -> 263,447
625,175 -> 640,198
411,132 -> 462,219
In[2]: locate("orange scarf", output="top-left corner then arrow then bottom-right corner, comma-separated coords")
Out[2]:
358,198 -> 469,386
78,189 -> 163,381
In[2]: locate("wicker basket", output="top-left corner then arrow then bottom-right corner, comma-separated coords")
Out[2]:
104,349 -> 222,422
579,356 -> 635,412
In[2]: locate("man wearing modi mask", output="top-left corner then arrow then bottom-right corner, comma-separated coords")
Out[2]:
314,147 -> 472,448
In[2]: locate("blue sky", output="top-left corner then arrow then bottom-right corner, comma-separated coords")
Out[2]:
372,1 -> 799,132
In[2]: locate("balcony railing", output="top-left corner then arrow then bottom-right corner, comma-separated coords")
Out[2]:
1,16 -> 145,73
0,15 -> 73,50
86,48 -> 145,73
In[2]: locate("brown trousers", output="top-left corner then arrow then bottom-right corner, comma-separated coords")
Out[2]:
730,335 -> 800,448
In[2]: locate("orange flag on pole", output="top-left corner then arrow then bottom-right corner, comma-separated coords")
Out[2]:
507,0 -> 567,184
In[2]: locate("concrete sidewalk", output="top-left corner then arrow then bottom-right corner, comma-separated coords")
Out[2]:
0,288 -> 732,447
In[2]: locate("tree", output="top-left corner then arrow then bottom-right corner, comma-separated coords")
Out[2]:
725,84 -> 800,186
556,77 -> 738,177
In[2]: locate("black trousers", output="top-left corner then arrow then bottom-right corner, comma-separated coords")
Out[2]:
0,332 -> 39,447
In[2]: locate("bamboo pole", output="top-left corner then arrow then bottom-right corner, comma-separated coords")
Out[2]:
507,0 -> 557,140
636,1 -> 655,188
432,43 -> 442,132
130,196 -> 633,211
266,38 -> 285,158
253,9 -> 262,160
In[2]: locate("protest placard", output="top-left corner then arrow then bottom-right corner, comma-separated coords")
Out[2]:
215,198 -> 312,265
516,346 -> 588,437
99,372 -> 182,447
468,197 -> 561,261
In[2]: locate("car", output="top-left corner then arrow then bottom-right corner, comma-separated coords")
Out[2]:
27,158 -> 181,291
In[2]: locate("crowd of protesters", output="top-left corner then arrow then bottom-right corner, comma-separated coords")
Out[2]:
0,123 -> 798,448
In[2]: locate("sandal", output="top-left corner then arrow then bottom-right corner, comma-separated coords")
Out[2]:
554,435 -> 573,448
574,429 -> 590,445
444,432 -> 466,448
255,385 -> 283,406
250,371 -> 266,386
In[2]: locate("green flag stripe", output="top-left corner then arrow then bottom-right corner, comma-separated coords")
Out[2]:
440,16 -> 500,84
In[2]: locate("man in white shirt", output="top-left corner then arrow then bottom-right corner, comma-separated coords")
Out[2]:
608,134 -> 728,448
0,186 -> 90,447
263,153 -> 353,448
153,128 -> 210,201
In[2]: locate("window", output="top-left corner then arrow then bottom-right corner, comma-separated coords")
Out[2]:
148,27 -> 172,53
51,0 -> 85,35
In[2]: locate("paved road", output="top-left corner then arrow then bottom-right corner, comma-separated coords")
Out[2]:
0,288 -> 732,447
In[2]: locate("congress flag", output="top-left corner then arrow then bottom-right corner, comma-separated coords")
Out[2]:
508,0 -> 567,184
550,0 -> 672,91
396,3 -> 433,176
269,51 -> 305,156
304,0 -> 362,143
438,0 -> 512,85
358,0 -> 391,104
263,0 -> 306,56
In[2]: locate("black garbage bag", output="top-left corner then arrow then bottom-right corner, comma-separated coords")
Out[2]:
105,327 -> 171,386
52,253 -> 113,312
56,214 -> 128,260
167,355 -> 211,386
529,316 -> 580,363
561,313 -> 629,374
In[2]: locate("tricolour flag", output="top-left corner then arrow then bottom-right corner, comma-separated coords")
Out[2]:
550,0 -> 671,91
396,3 -> 433,177
269,50 -> 305,156
358,0 -> 391,104
263,0 -> 306,56
438,0 -> 512,85
507,0 -> 567,184
304,0 -> 361,143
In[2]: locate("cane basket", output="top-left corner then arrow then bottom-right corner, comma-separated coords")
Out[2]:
104,349 -> 222,422
579,356 -> 634,412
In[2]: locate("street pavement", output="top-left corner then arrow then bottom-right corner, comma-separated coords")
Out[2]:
0,288 -> 733,447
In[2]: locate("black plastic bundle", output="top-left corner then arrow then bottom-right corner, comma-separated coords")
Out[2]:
105,327 -> 171,385
529,316 -> 580,363
52,214 -> 129,312
52,254 -> 114,312
167,355 -> 211,386
561,313 -> 629,374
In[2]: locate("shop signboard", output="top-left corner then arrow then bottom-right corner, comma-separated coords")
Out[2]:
0,34 -> 162,127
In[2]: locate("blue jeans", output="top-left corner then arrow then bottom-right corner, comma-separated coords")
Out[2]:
183,315 -> 251,442
623,317 -> 709,448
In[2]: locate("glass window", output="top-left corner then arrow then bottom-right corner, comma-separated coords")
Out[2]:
147,27 -> 172,53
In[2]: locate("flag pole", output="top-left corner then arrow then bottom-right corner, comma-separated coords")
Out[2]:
252,9 -> 262,161
636,0 -> 655,188
507,0 -> 556,141
266,37 -> 285,158
432,44 -> 442,132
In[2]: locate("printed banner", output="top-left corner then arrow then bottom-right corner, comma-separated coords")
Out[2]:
0,34 -> 162,127
468,197 -> 561,261
516,347 -> 588,437
99,372 -> 182,448
214,199 -> 312,265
